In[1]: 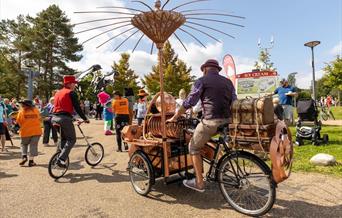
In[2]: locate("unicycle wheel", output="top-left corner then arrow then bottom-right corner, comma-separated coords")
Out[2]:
48,152 -> 69,179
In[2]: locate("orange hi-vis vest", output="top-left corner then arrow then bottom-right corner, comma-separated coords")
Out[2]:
16,108 -> 42,137
112,98 -> 129,115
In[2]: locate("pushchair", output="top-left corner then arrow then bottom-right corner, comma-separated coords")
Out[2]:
295,99 -> 328,146
8,111 -> 20,134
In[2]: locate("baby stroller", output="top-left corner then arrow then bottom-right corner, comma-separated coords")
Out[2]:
295,99 -> 328,146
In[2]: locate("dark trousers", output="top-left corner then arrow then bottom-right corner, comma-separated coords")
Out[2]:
95,109 -> 102,119
51,115 -> 76,161
43,120 -> 58,144
137,118 -> 144,126
115,114 -> 129,150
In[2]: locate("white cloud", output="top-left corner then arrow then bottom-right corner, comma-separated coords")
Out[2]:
1,0 -> 256,82
296,70 -> 324,89
330,41 -> 342,56
234,56 -> 256,74
128,50 -> 157,77
169,38 -> 224,78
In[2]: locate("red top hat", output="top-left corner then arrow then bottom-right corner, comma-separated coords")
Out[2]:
200,59 -> 222,72
63,75 -> 78,85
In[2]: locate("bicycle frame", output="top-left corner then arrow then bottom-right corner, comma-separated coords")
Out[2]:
76,124 -> 91,146
205,126 -> 231,181
204,126 -> 271,185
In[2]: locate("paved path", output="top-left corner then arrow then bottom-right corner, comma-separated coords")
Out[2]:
1,120 -> 341,218
322,120 -> 342,126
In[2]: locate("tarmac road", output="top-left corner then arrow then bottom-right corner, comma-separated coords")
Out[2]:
0,120 -> 341,218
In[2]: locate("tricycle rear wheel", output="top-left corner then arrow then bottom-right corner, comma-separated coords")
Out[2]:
129,150 -> 154,196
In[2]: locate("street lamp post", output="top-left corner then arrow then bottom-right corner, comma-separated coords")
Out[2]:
304,41 -> 320,102
23,64 -> 39,101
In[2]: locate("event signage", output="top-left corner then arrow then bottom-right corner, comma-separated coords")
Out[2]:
236,70 -> 278,98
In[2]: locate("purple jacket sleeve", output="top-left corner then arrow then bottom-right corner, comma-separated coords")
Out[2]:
232,86 -> 237,101
182,79 -> 203,109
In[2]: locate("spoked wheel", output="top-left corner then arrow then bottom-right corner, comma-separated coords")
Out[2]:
128,150 -> 154,196
217,152 -> 276,217
85,142 -> 104,166
321,112 -> 328,121
48,152 -> 69,179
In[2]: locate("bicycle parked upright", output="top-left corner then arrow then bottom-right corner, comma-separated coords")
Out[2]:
48,120 -> 104,179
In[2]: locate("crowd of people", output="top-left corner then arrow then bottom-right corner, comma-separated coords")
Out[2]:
0,76 -> 153,165
319,95 -> 339,108
0,58 -> 340,194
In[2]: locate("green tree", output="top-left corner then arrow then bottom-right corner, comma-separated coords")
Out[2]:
29,5 -> 83,101
143,42 -> 194,96
0,15 -> 32,98
316,76 -> 332,98
254,49 -> 276,71
108,53 -> 140,96
287,74 -> 296,87
324,56 -> 342,105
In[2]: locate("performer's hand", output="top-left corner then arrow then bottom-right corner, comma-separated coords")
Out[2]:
84,119 -> 90,124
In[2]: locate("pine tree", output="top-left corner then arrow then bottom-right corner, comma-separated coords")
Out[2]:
143,41 -> 194,96
29,5 -> 83,100
109,53 -> 140,96
0,15 -> 32,98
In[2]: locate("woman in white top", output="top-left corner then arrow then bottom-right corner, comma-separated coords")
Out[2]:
176,89 -> 187,113
137,89 -> 149,126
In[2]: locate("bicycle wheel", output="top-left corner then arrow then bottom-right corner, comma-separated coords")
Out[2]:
321,112 -> 328,121
48,152 -> 69,179
217,152 -> 276,217
85,142 -> 104,166
128,150 -> 154,196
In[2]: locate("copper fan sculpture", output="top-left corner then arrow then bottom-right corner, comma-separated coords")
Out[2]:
74,0 -> 244,175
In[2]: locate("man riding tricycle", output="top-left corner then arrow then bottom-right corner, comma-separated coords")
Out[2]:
122,59 -> 293,217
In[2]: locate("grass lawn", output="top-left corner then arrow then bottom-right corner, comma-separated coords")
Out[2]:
289,125 -> 342,177
330,106 -> 342,120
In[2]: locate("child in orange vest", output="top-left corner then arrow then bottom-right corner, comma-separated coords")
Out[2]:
16,100 -> 42,167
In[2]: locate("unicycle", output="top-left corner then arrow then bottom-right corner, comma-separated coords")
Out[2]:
48,123 -> 70,179
48,120 -> 104,179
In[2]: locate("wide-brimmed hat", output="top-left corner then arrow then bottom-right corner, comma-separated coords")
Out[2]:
138,89 -> 149,97
200,59 -> 222,72
63,75 -> 78,85
18,99 -> 34,107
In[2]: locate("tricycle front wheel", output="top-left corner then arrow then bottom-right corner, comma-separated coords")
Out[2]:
217,152 -> 276,217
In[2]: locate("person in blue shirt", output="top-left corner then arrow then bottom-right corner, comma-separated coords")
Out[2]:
274,79 -> 297,125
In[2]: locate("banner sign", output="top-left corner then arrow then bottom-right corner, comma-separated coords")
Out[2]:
222,54 -> 237,87
236,71 -> 278,97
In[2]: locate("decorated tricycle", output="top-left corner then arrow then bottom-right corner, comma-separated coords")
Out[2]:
123,93 -> 293,217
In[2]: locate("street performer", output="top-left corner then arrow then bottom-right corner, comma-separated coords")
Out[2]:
167,59 -> 236,192
52,75 -> 89,167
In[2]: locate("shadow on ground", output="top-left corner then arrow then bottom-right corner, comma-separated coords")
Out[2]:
0,151 -> 22,161
270,199 -> 342,217
0,171 -> 18,180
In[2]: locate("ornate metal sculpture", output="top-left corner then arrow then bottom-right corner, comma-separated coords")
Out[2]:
75,0 -> 244,176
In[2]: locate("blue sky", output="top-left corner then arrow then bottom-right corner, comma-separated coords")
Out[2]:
1,0 -> 341,89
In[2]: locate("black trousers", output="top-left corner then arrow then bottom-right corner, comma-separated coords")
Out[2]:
95,107 -> 103,119
43,120 -> 58,144
51,115 -> 76,161
115,114 -> 129,150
